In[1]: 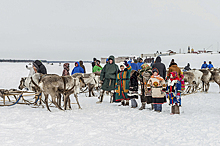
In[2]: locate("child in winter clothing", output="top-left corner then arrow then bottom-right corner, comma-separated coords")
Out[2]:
166,71 -> 182,114
146,68 -> 166,112
127,71 -> 139,108
62,63 -> 70,76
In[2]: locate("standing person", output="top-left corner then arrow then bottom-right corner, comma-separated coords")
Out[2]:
146,68 -> 166,112
97,55 -> 119,103
92,58 -> 97,68
180,74 -> 185,91
62,63 -> 70,76
137,58 -> 144,70
92,60 -> 102,73
183,63 -> 191,71
106,58 -> 109,64
79,60 -> 86,73
130,59 -> 139,71
33,60 -> 47,74
169,59 -> 175,67
115,62 -> 132,106
139,63 -> 153,110
150,58 -> 154,67
128,59 -> 132,66
167,62 -> 181,78
208,61 -> 214,69
166,71 -> 182,114
71,62 -> 84,75
201,61 -> 208,69
128,70 -> 139,108
152,56 -> 166,79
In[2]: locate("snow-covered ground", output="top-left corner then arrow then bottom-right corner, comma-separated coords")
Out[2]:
0,59 -> 220,146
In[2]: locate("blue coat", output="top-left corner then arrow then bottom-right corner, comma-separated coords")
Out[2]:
137,62 -> 144,70
128,60 -> 132,66
208,64 -> 214,69
71,62 -> 84,75
201,64 -> 208,69
130,63 -> 139,71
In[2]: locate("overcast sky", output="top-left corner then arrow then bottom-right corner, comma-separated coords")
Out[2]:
0,0 -> 220,61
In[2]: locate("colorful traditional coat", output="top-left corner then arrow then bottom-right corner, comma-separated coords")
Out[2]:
166,72 -> 182,106
180,74 -> 185,91
115,65 -> 132,101
147,75 -> 166,104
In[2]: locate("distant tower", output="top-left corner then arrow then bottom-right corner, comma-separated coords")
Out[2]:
188,46 -> 190,53
179,48 -> 181,54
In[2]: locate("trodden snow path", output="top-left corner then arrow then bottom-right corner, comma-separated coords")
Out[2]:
0,63 -> 220,145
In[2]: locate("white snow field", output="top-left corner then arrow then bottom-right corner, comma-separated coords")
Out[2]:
0,57 -> 220,146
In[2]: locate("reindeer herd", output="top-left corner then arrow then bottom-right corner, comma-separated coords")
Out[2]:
182,68 -> 220,94
18,64 -> 220,112
18,65 -> 101,111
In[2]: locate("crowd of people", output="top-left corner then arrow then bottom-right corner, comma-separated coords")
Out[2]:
31,56 -> 215,114
94,55 -> 186,114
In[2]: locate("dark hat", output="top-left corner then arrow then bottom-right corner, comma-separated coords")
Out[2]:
93,58 -> 97,61
33,60 -> 42,70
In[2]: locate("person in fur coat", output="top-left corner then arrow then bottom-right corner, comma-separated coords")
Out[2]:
127,70 -> 139,108
139,63 -> 153,110
166,71 -> 182,111
146,68 -> 166,112
62,63 -> 70,76
79,60 -> 86,73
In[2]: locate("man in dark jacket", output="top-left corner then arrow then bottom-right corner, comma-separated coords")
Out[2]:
33,60 -> 47,74
137,58 -> 144,70
152,56 -> 166,79
79,60 -> 86,73
97,55 -> 119,103
92,58 -> 96,68
184,63 -> 191,71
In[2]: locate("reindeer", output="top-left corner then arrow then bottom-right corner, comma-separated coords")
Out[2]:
82,73 -> 99,97
183,70 -> 203,93
199,69 -> 212,92
210,69 -> 220,93
38,73 -> 86,111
